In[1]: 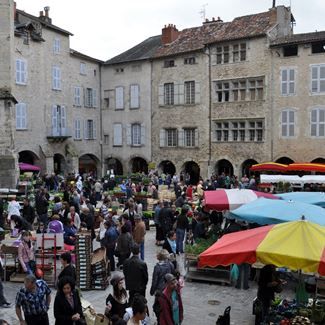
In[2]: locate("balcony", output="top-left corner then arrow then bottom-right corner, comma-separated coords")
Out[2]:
46,127 -> 72,142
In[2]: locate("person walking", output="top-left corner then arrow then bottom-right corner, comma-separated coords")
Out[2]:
103,220 -> 119,272
158,201 -> 174,240
54,276 -> 84,325
123,244 -> 148,304
0,275 -> 10,308
116,225 -> 133,267
58,252 -> 76,283
18,231 -> 35,275
158,273 -> 183,325
133,214 -> 146,260
175,206 -> 189,254
15,274 -> 51,325
35,189 -> 49,228
154,201 -> 164,246
22,198 -> 35,227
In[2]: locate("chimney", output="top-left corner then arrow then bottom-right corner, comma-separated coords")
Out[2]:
161,24 -> 179,45
216,16 -> 223,22
39,11 -> 44,17
39,6 -> 52,24
44,6 -> 50,17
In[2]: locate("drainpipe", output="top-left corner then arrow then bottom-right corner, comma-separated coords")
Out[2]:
205,46 -> 212,178
99,63 -> 104,177
270,49 -> 275,161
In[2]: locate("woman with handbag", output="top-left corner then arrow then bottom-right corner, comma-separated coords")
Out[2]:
18,230 -> 35,274
54,276 -> 85,325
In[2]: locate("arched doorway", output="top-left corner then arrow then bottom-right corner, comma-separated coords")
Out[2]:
18,150 -> 39,165
79,154 -> 100,178
275,157 -> 294,164
130,157 -> 148,174
311,158 -> 325,164
54,154 -> 66,175
158,160 -> 176,176
241,159 -> 258,177
182,161 -> 200,185
215,159 -> 234,176
107,157 -> 123,175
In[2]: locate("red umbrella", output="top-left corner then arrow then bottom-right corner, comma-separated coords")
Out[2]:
203,189 -> 279,211
19,162 -> 41,171
287,163 -> 325,173
250,162 -> 288,172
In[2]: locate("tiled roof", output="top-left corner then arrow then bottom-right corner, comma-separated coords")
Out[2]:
154,10 -> 276,58
70,49 -> 103,64
105,36 -> 162,65
270,31 -> 325,47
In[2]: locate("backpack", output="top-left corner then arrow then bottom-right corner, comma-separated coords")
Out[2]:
216,306 -> 231,325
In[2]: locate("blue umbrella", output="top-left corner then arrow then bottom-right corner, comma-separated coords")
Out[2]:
276,192 -> 325,208
229,197 -> 325,226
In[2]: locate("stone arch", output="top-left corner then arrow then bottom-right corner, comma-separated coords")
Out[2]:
53,153 -> 66,175
130,157 -> 148,174
158,160 -> 176,176
79,153 -> 100,178
181,160 -> 200,185
311,157 -> 325,164
18,150 -> 40,165
275,156 -> 294,164
215,159 -> 234,176
106,157 -> 123,175
241,159 -> 258,177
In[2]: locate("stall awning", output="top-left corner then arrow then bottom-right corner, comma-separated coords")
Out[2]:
250,162 -> 288,172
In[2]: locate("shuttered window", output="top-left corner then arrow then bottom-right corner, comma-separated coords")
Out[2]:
130,84 -> 140,108
52,66 -> 61,90
16,59 -> 27,85
115,86 -> 124,109
16,103 -> 27,129
281,109 -> 295,137
113,123 -> 123,146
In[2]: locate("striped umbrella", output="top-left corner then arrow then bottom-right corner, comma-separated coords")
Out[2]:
287,163 -> 325,173
198,220 -> 325,275
250,162 -> 288,172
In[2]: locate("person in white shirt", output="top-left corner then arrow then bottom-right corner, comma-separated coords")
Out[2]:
7,197 -> 21,227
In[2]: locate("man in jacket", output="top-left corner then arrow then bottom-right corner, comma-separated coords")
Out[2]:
35,189 -> 49,228
22,198 -> 35,226
158,273 -> 183,325
133,214 -> 146,260
158,201 -> 174,239
123,243 -> 148,304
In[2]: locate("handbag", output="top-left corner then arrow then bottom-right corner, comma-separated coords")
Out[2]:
216,306 -> 231,325
94,313 -> 110,325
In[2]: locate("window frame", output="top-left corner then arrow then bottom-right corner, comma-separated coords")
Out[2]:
53,38 -> 60,54
311,64 -> 325,94
310,107 -> 325,137
130,84 -> 140,109
80,62 -> 86,75
281,67 -> 296,96
165,128 -> 178,147
184,128 -> 196,147
131,123 -> 141,146
74,86 -> 81,107
164,83 -> 174,106
16,59 -> 27,85
281,109 -> 296,138
52,66 -> 61,90
115,86 -> 124,110
74,119 -> 82,140
184,81 -> 195,105
15,103 -> 27,130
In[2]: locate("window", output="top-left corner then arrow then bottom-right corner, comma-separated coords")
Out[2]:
74,87 -> 81,106
312,42 -> 325,54
233,43 -> 246,62
281,68 -> 295,95
283,45 -> 298,57
131,124 -> 141,146
130,84 -> 140,109
215,119 -> 263,142
166,129 -> 177,147
232,80 -> 247,101
164,60 -> 175,68
16,59 -> 27,85
85,88 -> 97,108
216,81 -> 230,102
16,103 -> 27,130
164,83 -> 174,105
311,65 -> 325,94
249,78 -> 264,100
80,62 -> 86,75
311,108 -> 325,137
74,119 -> 81,140
113,123 -> 123,146
184,57 -> 196,65
51,105 -> 66,136
115,86 -> 124,109
84,119 -> 96,140
216,45 -> 229,64
281,109 -> 295,137
52,66 -> 61,90
184,81 -> 195,104
53,38 -> 60,54
184,128 -> 196,147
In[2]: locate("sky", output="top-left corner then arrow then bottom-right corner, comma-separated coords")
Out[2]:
16,0 -> 325,61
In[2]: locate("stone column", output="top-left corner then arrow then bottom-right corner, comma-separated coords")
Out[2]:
45,157 -> 54,174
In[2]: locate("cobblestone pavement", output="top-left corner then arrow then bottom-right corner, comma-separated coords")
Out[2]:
0,228 -> 263,324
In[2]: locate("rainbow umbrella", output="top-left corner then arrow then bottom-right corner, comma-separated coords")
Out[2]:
198,220 -> 325,275
250,162 -> 288,172
287,163 -> 325,173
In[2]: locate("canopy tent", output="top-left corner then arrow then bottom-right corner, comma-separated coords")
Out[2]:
18,162 -> 41,171
203,189 -> 279,211
250,162 -> 288,172
198,220 -> 325,275
287,163 -> 325,173
230,197 -> 325,226
260,174 -> 325,184
276,192 -> 325,208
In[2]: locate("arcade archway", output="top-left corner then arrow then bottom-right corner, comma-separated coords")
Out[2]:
79,154 -> 100,178
215,159 -> 234,176
158,160 -> 176,176
106,157 -> 123,175
130,157 -> 148,174
275,157 -> 294,164
18,150 -> 39,165
182,161 -> 200,185
241,159 -> 258,177
54,153 -> 66,175
311,158 -> 325,164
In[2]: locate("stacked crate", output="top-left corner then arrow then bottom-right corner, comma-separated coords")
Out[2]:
75,232 -> 92,290
91,247 -> 109,290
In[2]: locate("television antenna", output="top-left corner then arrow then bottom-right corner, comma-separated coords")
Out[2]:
199,3 -> 208,21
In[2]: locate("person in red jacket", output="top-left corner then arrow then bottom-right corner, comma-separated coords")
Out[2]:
158,273 -> 183,325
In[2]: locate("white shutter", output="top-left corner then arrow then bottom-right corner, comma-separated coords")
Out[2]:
22,60 -> 27,84
158,85 -> 164,106
116,87 -> 124,109
179,83 -> 184,105
57,67 -> 61,89
141,123 -> 145,146
194,128 -> 199,147
130,84 -> 139,108
211,47 -> 217,65
22,103 -> 27,129
174,84 -> 179,105
84,120 -> 88,139
16,60 -> 20,83
52,105 -> 58,136
126,124 -> 131,145
74,120 -> 78,139
160,129 -> 165,147
93,120 -> 97,139
195,81 -> 201,104
113,124 -> 122,146
178,129 -> 184,147
61,106 -> 66,134
16,104 -> 21,129
93,89 -> 97,107
83,88 -> 86,107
